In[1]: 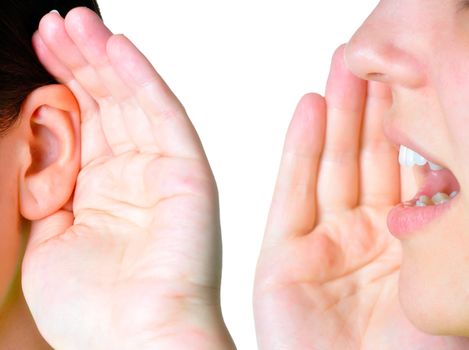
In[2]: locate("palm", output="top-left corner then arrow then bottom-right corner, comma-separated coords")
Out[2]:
254,45 -> 469,349
24,154 -> 218,349
20,8 -> 230,349
71,148 -> 219,296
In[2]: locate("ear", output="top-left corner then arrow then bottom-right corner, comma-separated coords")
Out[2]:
18,84 -> 80,221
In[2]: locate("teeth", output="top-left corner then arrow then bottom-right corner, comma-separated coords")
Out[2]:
414,191 -> 458,207
432,192 -> 450,204
419,195 -> 432,205
398,145 -> 407,166
415,195 -> 432,207
405,146 -> 414,167
398,145 -> 444,170
414,152 -> 426,166
397,146 -> 457,207
429,162 -> 443,171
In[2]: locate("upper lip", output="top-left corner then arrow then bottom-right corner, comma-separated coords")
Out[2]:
382,119 -> 446,169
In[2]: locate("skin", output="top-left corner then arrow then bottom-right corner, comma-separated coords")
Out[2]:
0,105 -> 53,348
346,0 -> 469,335
0,8 -> 234,349
3,1 -> 468,348
255,0 -> 469,348
0,122 -> 23,308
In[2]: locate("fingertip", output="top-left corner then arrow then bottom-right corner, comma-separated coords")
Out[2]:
31,30 -> 50,65
31,30 -> 43,53
64,6 -> 104,39
294,93 -> 326,122
42,9 -> 62,22
330,43 -> 351,77
291,93 -> 326,133
329,44 -> 347,83
106,34 -> 135,73
64,6 -> 99,25
326,44 -> 367,111
38,11 -> 64,41
107,34 -> 160,88
284,93 -> 326,157
32,30 -> 74,83
31,30 -> 48,67
106,34 -> 127,56
331,43 -> 348,72
106,34 -> 133,77
63,8 -> 112,66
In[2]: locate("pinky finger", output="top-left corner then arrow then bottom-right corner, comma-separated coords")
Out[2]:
107,34 -> 205,160
264,93 -> 326,246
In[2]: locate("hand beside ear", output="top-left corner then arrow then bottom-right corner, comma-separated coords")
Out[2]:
20,7 -> 235,349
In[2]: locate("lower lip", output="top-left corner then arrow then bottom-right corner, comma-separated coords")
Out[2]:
387,200 -> 453,239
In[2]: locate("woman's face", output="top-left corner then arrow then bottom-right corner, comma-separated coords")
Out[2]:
345,0 -> 469,335
0,127 -> 23,306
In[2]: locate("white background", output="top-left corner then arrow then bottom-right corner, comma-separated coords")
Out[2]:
97,1 -> 379,348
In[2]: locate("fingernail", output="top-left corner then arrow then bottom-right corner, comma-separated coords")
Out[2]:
50,9 -> 60,15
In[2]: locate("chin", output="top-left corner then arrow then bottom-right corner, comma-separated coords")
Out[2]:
398,253 -> 469,337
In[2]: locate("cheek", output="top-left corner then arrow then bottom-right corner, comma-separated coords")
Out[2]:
0,184 -> 22,305
398,209 -> 469,335
437,55 -> 469,176
433,65 -> 469,209
0,218 -> 22,304
0,136 -> 26,304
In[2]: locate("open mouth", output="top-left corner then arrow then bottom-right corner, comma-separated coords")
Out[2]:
387,145 -> 460,238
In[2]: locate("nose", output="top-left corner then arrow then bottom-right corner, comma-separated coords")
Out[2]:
344,2 -> 426,88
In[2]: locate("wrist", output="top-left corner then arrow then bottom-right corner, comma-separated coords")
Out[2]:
166,306 -> 236,350
105,306 -> 236,350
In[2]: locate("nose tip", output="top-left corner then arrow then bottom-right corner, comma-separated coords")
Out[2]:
344,40 -> 390,83
344,27 -> 426,88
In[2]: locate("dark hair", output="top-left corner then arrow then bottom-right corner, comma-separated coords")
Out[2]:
0,0 -> 101,135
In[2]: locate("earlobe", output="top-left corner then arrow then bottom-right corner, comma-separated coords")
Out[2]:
18,84 -> 81,221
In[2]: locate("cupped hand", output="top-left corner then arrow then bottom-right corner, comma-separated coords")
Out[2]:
254,45 -> 469,350
22,8 -> 234,349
